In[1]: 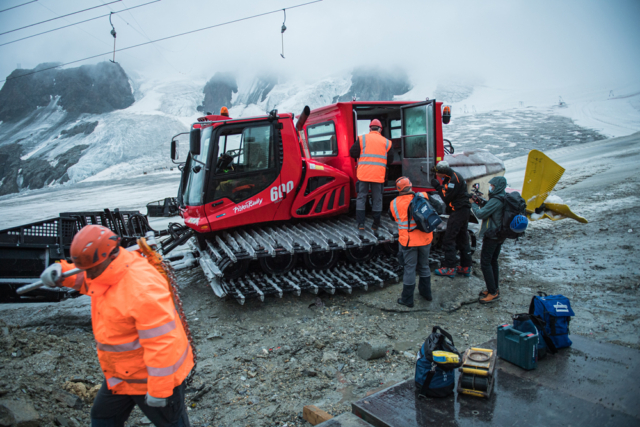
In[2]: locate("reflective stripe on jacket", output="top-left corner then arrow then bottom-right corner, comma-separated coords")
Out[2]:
390,192 -> 434,247
356,131 -> 391,183
60,250 -> 194,398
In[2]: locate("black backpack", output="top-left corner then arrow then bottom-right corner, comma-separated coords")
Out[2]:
414,326 -> 462,398
485,192 -> 527,240
408,194 -> 443,233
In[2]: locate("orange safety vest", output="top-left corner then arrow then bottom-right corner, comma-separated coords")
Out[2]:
356,131 -> 392,184
390,192 -> 434,247
60,250 -> 194,398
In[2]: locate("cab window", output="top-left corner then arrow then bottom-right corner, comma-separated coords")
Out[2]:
207,124 -> 279,203
307,121 -> 337,157
390,119 -> 401,139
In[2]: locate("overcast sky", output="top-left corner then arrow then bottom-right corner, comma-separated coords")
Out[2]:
1,0 -> 639,91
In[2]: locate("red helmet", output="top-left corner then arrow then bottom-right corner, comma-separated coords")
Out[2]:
396,176 -> 412,192
369,119 -> 382,130
70,225 -> 120,269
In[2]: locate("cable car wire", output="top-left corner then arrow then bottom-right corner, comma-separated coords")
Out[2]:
1,0 -> 323,84
0,0 -> 122,36
0,0 -> 38,14
0,1 -> 161,47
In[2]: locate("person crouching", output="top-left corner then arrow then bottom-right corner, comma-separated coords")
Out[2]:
389,177 -> 434,308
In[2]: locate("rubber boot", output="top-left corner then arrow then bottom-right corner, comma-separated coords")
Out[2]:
398,285 -> 415,308
418,276 -> 432,301
356,210 -> 366,236
371,211 -> 381,234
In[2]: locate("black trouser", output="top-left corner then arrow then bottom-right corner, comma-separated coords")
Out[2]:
480,237 -> 505,295
442,207 -> 472,268
91,381 -> 190,427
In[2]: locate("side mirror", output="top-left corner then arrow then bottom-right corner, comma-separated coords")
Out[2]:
472,183 -> 480,191
190,127 -> 201,155
171,139 -> 179,161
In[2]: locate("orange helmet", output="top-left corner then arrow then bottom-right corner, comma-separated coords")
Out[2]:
396,176 -> 412,192
369,119 -> 382,130
70,225 -> 120,269
220,106 -> 229,117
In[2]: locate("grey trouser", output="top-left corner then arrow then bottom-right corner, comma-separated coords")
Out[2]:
356,181 -> 383,212
398,244 -> 431,287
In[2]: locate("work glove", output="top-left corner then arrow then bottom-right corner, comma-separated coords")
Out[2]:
145,393 -> 167,408
40,263 -> 62,288
430,178 -> 441,189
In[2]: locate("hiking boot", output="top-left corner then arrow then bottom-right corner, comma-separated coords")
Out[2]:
479,292 -> 500,304
418,276 -> 432,301
356,210 -> 366,237
478,289 -> 500,297
397,298 -> 414,308
456,266 -> 472,277
434,267 -> 456,278
371,212 -> 381,234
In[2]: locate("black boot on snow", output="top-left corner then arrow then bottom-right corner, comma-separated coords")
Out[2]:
418,276 -> 432,301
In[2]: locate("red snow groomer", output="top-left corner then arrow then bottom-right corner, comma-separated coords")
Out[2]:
164,100 -> 504,303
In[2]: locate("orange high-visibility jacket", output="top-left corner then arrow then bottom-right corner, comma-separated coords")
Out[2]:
390,192 -> 434,247
356,131 -> 392,183
60,249 -> 194,398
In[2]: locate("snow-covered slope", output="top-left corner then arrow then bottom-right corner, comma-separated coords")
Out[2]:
1,62 -> 639,198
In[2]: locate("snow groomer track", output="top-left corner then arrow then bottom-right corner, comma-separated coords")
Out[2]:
165,216 -> 408,305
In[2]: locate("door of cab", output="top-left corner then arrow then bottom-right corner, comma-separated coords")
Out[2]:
400,100 -> 437,188
203,121 -> 282,230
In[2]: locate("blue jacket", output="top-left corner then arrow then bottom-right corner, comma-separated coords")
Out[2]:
471,176 -> 507,239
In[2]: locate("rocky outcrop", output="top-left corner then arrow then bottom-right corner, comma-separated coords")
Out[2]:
198,72 -> 238,114
59,121 -> 99,139
0,62 -> 134,122
338,67 -> 411,102
0,143 -> 89,196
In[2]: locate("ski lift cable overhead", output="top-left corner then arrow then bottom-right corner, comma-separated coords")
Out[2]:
0,1 -> 161,48
0,0 -> 38,14
0,0 -> 123,36
1,0 -> 323,84
107,0 -> 184,74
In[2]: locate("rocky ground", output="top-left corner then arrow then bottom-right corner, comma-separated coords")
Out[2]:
1,133 -> 639,426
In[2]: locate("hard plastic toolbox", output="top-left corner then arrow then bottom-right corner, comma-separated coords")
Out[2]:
497,324 -> 539,370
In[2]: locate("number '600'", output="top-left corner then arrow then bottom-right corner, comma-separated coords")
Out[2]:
270,181 -> 294,202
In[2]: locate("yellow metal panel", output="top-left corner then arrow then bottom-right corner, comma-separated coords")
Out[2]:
543,203 -> 588,223
522,150 -> 565,212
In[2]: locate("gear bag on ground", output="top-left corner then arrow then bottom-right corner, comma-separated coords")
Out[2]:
529,293 -> 575,350
415,326 -> 462,397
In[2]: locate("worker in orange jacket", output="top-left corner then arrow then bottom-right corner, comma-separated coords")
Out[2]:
389,177 -> 434,308
350,119 -> 393,234
39,225 -> 193,427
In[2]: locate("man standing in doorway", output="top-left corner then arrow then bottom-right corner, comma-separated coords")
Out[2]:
350,119 -> 393,234
389,177 -> 433,307
430,161 -> 473,278
39,225 -> 193,426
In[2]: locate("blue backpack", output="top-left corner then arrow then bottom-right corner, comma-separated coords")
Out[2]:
415,326 -> 461,398
529,293 -> 575,350
512,313 -> 556,359
408,193 -> 442,233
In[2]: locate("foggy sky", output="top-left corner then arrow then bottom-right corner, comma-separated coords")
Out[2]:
0,0 -> 639,91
